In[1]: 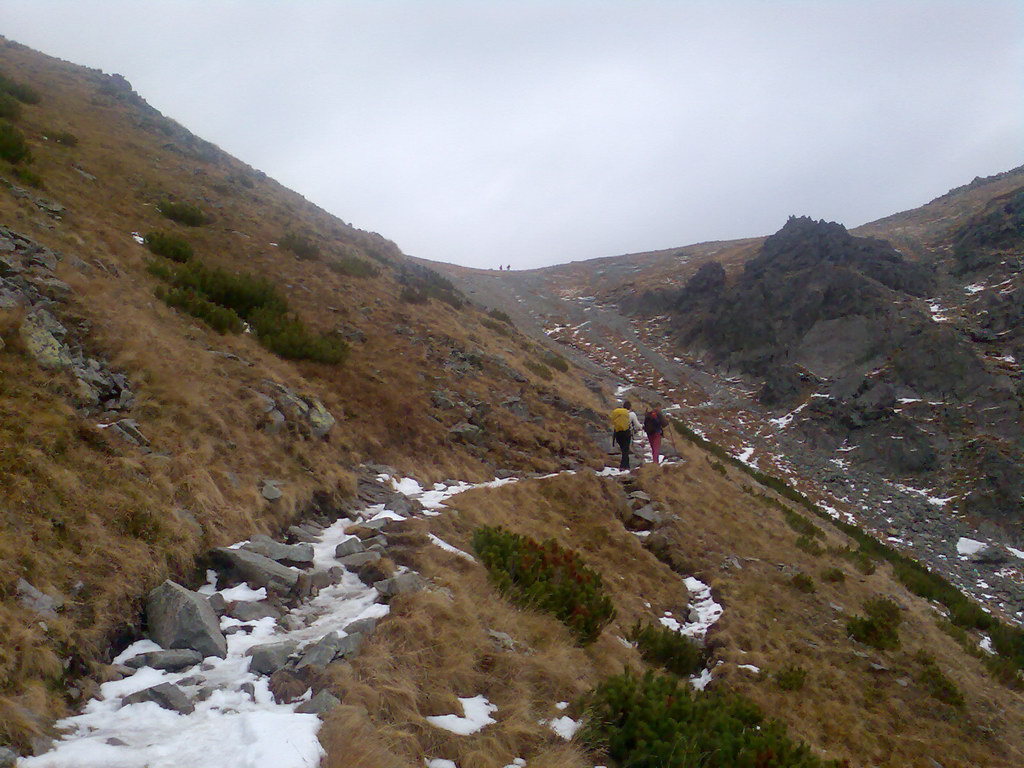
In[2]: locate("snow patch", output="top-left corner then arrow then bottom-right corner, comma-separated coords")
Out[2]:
425,696 -> 497,735
956,537 -> 987,556
427,534 -> 476,562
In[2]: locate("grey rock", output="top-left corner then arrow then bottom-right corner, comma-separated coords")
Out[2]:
363,535 -> 387,549
335,632 -> 365,658
295,689 -> 340,716
449,421 -> 484,443
146,581 -> 227,659
310,568 -> 343,590
359,517 -> 390,531
374,573 -> 424,598
16,579 -> 62,619
344,616 -> 378,635
632,504 -> 663,525
227,601 -> 282,622
261,481 -> 283,501
339,551 -> 381,568
122,682 -> 195,715
288,525 -> 319,544
212,547 -> 299,593
264,408 -> 286,435
295,633 -> 342,671
628,491 -> 652,502
207,593 -> 228,615
110,419 -> 149,446
487,629 -> 517,651
246,640 -> 299,676
242,535 -> 314,567
20,309 -> 72,369
0,746 -> 17,767
123,649 -> 203,672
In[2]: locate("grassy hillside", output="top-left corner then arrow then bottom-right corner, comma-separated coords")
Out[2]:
0,36 -> 605,751
1,36 -> 1022,768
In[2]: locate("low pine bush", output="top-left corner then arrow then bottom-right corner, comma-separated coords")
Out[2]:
487,308 -> 513,325
149,259 -> 346,363
156,286 -> 243,334
144,231 -> 193,263
279,232 -> 320,260
398,263 -> 465,308
0,92 -> 20,120
774,664 -> 808,691
795,535 -> 824,556
847,597 -> 902,650
524,359 -> 553,381
790,573 -> 816,593
544,352 -> 569,372
328,254 -> 379,278
53,131 -> 78,147
820,567 -> 845,583
782,507 -> 824,539
157,199 -> 209,226
472,526 -> 615,645
629,621 -> 707,677
915,651 -> 964,708
0,122 -> 32,164
12,166 -> 43,189
0,72 -> 41,105
580,671 -> 839,768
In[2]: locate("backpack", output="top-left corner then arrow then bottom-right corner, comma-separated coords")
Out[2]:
610,408 -> 630,432
643,411 -> 660,435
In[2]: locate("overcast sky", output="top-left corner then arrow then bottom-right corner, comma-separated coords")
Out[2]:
5,1 -> 1023,269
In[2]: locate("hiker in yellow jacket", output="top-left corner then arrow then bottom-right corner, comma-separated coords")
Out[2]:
610,399 -> 643,470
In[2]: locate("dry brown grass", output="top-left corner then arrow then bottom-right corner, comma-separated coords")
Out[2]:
0,37 -> 606,751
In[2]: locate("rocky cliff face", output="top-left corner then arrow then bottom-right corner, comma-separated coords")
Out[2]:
663,216 -> 1023,526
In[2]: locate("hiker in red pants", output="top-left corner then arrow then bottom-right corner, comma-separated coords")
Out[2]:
643,406 -> 670,465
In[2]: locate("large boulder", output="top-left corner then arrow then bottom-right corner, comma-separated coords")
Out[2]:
247,640 -> 299,676
122,683 -> 194,715
146,580 -> 227,659
212,547 -> 300,593
19,309 -> 72,369
123,649 -> 202,672
242,535 -> 314,568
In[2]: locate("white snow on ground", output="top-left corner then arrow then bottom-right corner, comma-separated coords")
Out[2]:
769,402 -> 808,429
425,695 -> 497,735
893,484 -> 956,507
965,283 -> 986,294
546,716 -> 581,740
995,354 -> 1017,364
734,446 -> 755,466
737,664 -> 760,674
24,497 -> 406,768
614,384 -> 632,398
927,300 -> 949,322
426,760 -> 457,768
656,576 -> 724,690
428,534 -> 476,562
980,635 -> 996,655
1008,546 -> 1024,560
957,537 -> 988,556
130,232 -> 144,244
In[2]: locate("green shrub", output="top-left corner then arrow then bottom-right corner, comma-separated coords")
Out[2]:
12,166 -> 43,189
709,460 -> 727,476
0,92 -> 20,120
835,547 -> 876,575
790,573 -> 816,593
481,318 -> 512,337
156,286 -> 244,334
795,536 -> 824,557
149,258 -> 346,363
629,621 -> 707,677
398,263 -> 464,308
543,352 -> 569,372
399,286 -> 427,304
524,359 -> 553,381
580,671 -> 839,768
0,73 -> 41,105
0,122 -> 32,164
279,232 -> 320,260
782,507 -> 824,539
847,597 -> 901,650
53,131 -> 78,147
774,664 -> 808,691
144,231 -> 193,263
915,651 -> 964,707
472,526 -> 614,645
157,199 -> 208,226
488,308 -> 513,325
328,254 -> 379,278
820,567 -> 845,583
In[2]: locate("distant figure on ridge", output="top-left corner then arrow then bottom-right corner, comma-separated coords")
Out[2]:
610,399 -> 643,470
643,405 -> 671,465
